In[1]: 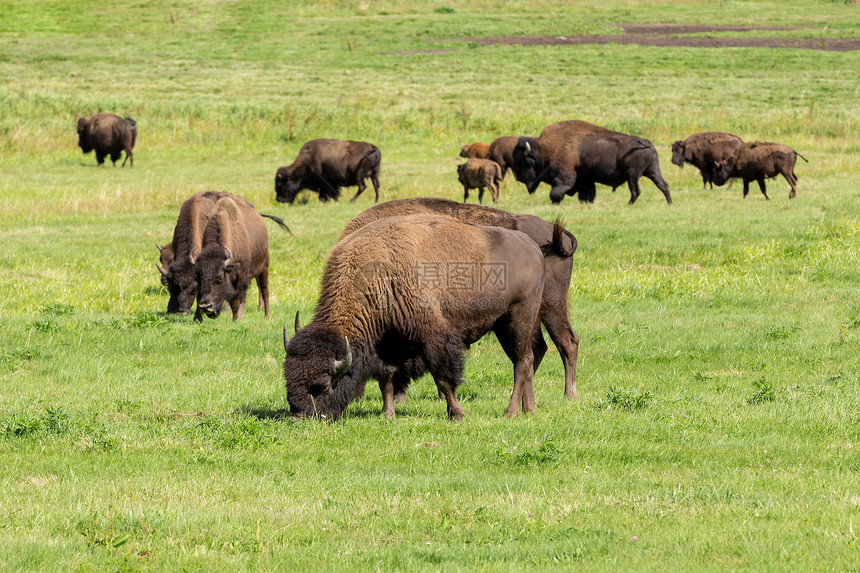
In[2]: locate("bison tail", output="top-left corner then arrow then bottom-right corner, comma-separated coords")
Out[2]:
260,213 -> 292,234
541,218 -> 577,258
795,151 -> 809,163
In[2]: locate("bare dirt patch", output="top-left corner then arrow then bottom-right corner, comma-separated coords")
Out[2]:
467,24 -> 860,52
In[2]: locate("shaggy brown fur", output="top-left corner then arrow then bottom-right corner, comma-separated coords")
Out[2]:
487,136 -> 520,178
459,142 -> 491,159
512,120 -> 672,205
457,158 -> 503,204
275,139 -> 381,204
76,113 -> 136,167
284,214 -> 572,421
713,141 -> 808,199
338,197 -> 580,401
194,195 -> 273,321
671,132 -> 743,189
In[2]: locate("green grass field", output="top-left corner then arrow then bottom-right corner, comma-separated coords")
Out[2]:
1,1 -> 859,570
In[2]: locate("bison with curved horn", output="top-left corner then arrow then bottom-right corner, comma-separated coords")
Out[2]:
338,197 -> 581,401
275,139 -> 381,204
283,214 -> 573,421
511,120 -> 672,205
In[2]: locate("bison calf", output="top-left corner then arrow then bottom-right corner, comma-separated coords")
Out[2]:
459,142 -> 490,159
671,132 -> 743,189
457,158 -> 503,204
76,113 -> 136,167
713,141 -> 808,200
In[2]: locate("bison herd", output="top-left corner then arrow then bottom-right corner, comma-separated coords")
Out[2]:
76,113 -> 807,421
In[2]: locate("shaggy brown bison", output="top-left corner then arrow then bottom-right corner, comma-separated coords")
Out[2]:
512,120 -> 672,205
457,158 -> 503,204
284,214 -> 572,421
671,132 -> 743,189
339,197 -> 581,401
193,195 -> 283,321
712,141 -> 808,199
76,113 -> 136,167
156,191 -> 231,315
275,139 -> 381,204
459,142 -> 491,159
488,136 -> 521,178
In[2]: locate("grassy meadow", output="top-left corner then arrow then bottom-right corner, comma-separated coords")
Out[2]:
1,0 -> 859,570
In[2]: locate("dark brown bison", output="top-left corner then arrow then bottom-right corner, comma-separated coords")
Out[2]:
459,142 -> 490,159
284,214 -> 572,421
156,191 -> 231,315
76,113 -> 136,167
511,120 -> 672,205
457,158 -> 503,204
488,136 -> 521,178
671,132 -> 743,189
275,139 -> 381,204
712,141 -> 808,199
339,197 -> 580,401
193,195 -> 281,321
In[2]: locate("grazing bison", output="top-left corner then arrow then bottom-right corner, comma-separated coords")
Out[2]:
156,192 -> 288,316
193,195 -> 283,321
156,191 -> 231,315
76,113 -> 136,167
488,136 -> 521,178
284,214 -> 572,421
712,141 -> 808,200
339,197 -> 581,400
457,158 -> 503,204
671,132 -> 743,189
511,120 -> 672,205
459,142 -> 491,159
275,139 -> 381,204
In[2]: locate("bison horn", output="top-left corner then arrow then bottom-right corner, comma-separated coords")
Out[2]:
333,336 -> 352,375
223,246 -> 234,267
156,243 -> 163,253
188,246 -> 200,265
283,325 -> 289,353
155,262 -> 169,277
294,311 -> 301,333
524,141 -> 532,156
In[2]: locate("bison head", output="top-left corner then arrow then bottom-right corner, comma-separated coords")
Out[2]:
76,117 -> 93,153
711,159 -> 734,187
283,321 -> 355,420
670,141 -> 686,166
194,244 -> 241,319
511,137 -> 542,194
156,251 -> 199,316
275,166 -> 301,204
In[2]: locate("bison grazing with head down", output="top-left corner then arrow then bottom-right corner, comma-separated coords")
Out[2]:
457,158 -> 503,204
76,113 -> 137,167
275,139 -> 381,204
193,195 -> 283,321
712,141 -> 808,200
512,120 -> 672,205
671,132 -> 743,189
487,136 -> 521,179
157,191 -> 231,315
338,197 -> 581,401
284,214 -> 572,421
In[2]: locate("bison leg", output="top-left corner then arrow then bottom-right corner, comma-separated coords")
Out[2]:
742,179 -> 750,198
378,375 -> 397,419
425,338 -> 466,421
493,308 -> 538,418
784,171 -> 798,199
643,165 -> 673,205
255,270 -> 271,318
370,173 -> 380,203
121,149 -> 133,167
95,151 -> 106,166
757,178 -> 769,200
490,181 -> 500,204
349,180 -> 367,202
477,186 -> 485,204
463,185 -> 470,203
627,177 -> 641,204
230,297 -> 246,321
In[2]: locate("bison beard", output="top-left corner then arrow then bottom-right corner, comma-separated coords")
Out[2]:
283,214 -> 569,421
